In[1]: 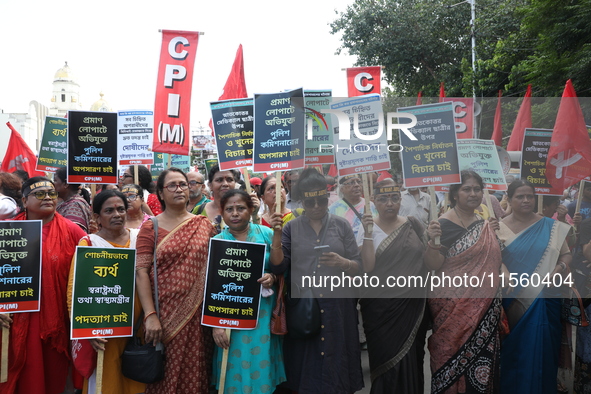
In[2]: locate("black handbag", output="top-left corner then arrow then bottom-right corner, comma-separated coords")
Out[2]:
561,287 -> 590,327
121,217 -> 165,383
285,214 -> 332,339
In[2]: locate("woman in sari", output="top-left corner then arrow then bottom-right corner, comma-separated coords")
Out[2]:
0,177 -> 86,394
357,181 -> 428,393
272,168 -> 364,394
211,189 -> 286,393
425,170 -> 503,394
67,189 -> 145,394
136,167 -> 216,394
499,179 -> 571,393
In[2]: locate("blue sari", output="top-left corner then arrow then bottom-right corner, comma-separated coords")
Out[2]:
500,217 -> 570,394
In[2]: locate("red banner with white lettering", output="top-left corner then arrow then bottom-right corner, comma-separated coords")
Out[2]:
442,98 -> 475,139
346,66 -> 381,97
153,30 -> 200,156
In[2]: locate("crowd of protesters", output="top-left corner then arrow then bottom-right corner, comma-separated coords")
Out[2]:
0,164 -> 590,394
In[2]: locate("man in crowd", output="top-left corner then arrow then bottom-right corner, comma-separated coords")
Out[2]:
53,167 -> 92,233
284,170 -> 300,209
186,171 -> 210,213
399,186 -> 431,226
328,174 -> 377,239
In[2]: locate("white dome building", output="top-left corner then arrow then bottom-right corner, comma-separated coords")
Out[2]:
49,61 -> 82,117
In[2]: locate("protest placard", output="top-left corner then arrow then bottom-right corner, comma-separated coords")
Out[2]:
331,94 -> 391,176
457,139 -> 507,191
304,90 -> 334,165
253,88 -> 305,172
211,98 -> 254,170
117,110 -> 154,166
37,117 -> 68,173
0,221 -> 42,313
398,102 -> 461,187
67,111 -> 118,184
202,238 -> 265,330
71,246 -> 135,339
521,128 -> 563,195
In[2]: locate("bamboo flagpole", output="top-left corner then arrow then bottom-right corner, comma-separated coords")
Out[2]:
275,171 -> 282,230
1,323 -> 8,383
96,349 -> 104,393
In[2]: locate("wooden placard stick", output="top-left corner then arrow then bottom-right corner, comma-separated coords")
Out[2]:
90,184 -> 96,200
429,186 -> 440,245
218,328 -> 231,394
362,174 -> 373,234
167,155 -> 172,170
96,348 -> 104,393
484,190 -> 496,219
537,195 -> 543,215
134,165 -> 139,185
1,324 -> 8,383
274,172 -> 282,230
242,168 -> 252,194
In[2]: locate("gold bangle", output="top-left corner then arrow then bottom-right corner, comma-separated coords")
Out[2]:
271,244 -> 283,250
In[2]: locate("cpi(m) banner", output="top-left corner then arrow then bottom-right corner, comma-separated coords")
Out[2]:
346,66 -> 381,97
153,30 -> 200,156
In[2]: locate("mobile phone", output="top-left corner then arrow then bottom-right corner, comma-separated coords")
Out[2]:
314,245 -> 331,257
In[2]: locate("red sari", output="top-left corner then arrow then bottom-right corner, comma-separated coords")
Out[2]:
136,215 -> 215,394
0,213 -> 86,394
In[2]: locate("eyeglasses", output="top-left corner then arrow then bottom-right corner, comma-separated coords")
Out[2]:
302,197 -> 329,209
126,194 -> 139,201
343,179 -> 362,186
165,183 -> 189,192
188,180 -> 204,186
375,195 -> 401,204
122,174 -> 134,179
28,190 -> 58,200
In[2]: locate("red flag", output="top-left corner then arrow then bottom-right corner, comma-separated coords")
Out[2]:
327,164 -> 337,177
209,44 -> 248,134
491,90 -> 503,146
546,80 -> 591,190
416,91 -> 422,105
438,82 -> 445,102
1,123 -> 44,177
506,85 -> 532,151
346,66 -> 381,97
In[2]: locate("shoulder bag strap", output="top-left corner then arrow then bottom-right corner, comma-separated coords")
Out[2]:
150,217 -> 160,319
342,198 -> 364,222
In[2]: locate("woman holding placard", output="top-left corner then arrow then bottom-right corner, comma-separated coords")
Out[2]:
66,189 -> 145,394
136,168 -> 215,394
211,189 -> 286,393
259,175 -> 294,227
425,170 -> 503,394
0,177 -> 86,394
272,168 -> 364,394
498,179 -> 571,393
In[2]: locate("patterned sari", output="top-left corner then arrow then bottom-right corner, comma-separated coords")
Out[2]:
429,219 -> 502,394
499,217 -> 570,393
136,215 -> 215,394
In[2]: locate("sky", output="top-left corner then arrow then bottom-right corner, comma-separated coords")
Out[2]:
0,0 -> 358,132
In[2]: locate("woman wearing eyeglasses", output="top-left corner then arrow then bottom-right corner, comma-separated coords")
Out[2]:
121,165 -> 161,216
425,170 -> 503,394
356,181 -> 428,393
135,168 -> 216,393
0,177 -> 86,394
272,168 -> 364,394
121,184 -> 151,229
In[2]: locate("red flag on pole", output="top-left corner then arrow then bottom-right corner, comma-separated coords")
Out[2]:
438,82 -> 445,102
491,90 -> 503,146
506,85 -> 532,151
346,66 -> 381,97
546,80 -> 591,190
1,122 -> 45,177
327,164 -> 337,177
209,44 -> 248,134
416,91 -> 422,105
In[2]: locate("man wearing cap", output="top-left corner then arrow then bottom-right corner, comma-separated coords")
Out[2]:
186,171 -> 210,213
328,174 -> 378,239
